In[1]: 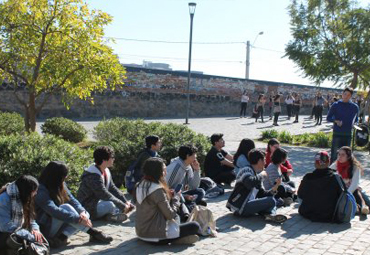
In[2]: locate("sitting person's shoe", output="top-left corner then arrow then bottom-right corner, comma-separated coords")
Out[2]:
105,213 -> 128,223
197,200 -> 207,207
171,235 -> 199,245
89,230 -> 113,244
264,214 -> 287,224
361,205 -> 369,215
49,234 -> 69,248
283,197 -> 293,206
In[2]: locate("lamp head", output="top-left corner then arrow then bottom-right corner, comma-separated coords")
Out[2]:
189,2 -> 196,15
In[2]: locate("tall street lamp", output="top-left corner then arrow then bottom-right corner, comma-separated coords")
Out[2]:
245,31 -> 263,79
185,2 -> 196,124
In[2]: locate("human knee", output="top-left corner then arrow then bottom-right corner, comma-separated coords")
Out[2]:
60,204 -> 79,216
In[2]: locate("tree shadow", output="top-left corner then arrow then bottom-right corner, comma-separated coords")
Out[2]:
216,213 -> 268,233
225,117 -> 241,120
256,125 -> 276,130
241,122 -> 256,126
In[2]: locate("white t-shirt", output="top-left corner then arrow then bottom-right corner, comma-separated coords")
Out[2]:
241,95 -> 249,103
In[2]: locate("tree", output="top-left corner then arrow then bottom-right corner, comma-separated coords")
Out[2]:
285,0 -> 370,89
0,0 -> 126,132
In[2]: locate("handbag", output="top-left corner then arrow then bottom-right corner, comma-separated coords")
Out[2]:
7,233 -> 50,255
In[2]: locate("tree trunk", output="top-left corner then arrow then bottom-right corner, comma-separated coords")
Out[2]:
351,72 -> 358,89
24,92 -> 37,132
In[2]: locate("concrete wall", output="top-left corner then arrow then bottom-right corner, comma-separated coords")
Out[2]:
0,66 -> 342,119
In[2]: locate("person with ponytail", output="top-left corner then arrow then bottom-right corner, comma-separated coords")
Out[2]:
135,157 -> 200,245
35,161 -> 112,248
0,175 -> 42,250
330,146 -> 370,215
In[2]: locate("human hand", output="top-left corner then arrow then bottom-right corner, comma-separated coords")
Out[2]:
335,120 -> 343,127
287,169 -> 293,176
32,230 -> 43,243
275,178 -> 282,186
124,202 -> 135,213
260,171 -> 268,178
79,215 -> 92,228
183,194 -> 195,201
191,160 -> 200,171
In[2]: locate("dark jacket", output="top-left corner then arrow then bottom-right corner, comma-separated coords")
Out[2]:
35,183 -> 85,238
298,168 -> 342,222
77,164 -> 128,219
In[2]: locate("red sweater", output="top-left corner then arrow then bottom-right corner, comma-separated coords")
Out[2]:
265,150 -> 293,173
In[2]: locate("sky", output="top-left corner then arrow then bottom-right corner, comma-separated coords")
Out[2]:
86,0 -> 370,88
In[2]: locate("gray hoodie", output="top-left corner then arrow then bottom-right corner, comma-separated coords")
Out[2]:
165,157 -> 201,190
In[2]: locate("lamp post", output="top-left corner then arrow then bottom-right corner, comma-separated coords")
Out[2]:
245,31 -> 263,79
185,2 -> 196,124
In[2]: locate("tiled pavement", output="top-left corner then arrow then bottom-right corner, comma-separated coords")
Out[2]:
42,116 -> 370,255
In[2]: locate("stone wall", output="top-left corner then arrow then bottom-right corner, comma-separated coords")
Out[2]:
0,66 -> 342,119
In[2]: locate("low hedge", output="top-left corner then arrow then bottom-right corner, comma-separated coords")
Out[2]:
93,118 -> 211,187
0,111 -> 25,136
0,133 -> 92,193
41,117 -> 87,143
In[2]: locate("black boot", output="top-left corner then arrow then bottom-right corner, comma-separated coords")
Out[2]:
88,228 -> 113,244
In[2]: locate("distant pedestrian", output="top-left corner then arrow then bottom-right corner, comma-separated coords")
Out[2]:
293,93 -> 302,123
327,87 -> 359,162
273,94 -> 281,126
240,90 -> 249,118
255,94 -> 266,123
268,93 -> 274,120
315,92 -> 327,125
285,93 -> 294,120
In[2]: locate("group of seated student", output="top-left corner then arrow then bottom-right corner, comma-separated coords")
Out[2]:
2,132 -> 370,252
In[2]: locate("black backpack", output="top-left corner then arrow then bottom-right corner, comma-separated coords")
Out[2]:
226,181 -> 251,215
355,124 -> 369,147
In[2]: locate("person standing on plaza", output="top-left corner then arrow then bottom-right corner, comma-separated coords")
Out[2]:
268,93 -> 274,120
273,94 -> 282,126
240,90 -> 249,118
204,133 -> 236,186
293,93 -> 302,123
256,94 -> 266,123
315,92 -> 327,125
327,87 -> 359,162
285,93 -> 294,120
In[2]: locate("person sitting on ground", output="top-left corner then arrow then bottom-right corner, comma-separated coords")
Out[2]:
35,161 -> 112,248
204,133 -> 236,186
265,138 -> 294,182
298,151 -> 343,222
166,144 -> 207,206
264,147 -> 296,206
127,135 -> 162,194
330,146 -> 370,215
226,149 -> 287,223
233,138 -> 255,176
77,146 -> 134,223
135,157 -> 201,245
0,175 -> 44,251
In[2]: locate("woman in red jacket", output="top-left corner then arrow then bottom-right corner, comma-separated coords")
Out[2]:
265,139 -> 294,182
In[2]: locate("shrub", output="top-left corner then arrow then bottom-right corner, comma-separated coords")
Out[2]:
93,118 -> 211,186
278,130 -> 293,144
41,117 -> 87,143
0,111 -> 25,136
260,129 -> 279,140
307,132 -> 331,148
0,133 -> 92,193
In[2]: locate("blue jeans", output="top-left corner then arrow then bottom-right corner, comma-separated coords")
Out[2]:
241,196 -> 276,217
96,200 -> 120,219
331,134 -> 352,162
182,188 -> 205,204
49,204 -> 89,238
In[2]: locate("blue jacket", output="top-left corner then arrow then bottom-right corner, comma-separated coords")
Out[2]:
35,183 -> 85,238
327,100 -> 358,136
0,192 -> 39,233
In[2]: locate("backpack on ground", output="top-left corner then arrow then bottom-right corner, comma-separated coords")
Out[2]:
332,174 -> 356,223
200,177 -> 224,198
187,205 -> 217,237
355,124 -> 369,147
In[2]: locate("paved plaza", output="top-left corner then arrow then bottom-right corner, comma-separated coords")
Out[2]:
38,116 -> 370,255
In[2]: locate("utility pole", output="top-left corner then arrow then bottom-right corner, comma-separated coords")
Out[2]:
245,40 -> 250,79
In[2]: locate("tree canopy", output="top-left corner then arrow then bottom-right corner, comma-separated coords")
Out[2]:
285,0 -> 370,89
0,0 -> 126,131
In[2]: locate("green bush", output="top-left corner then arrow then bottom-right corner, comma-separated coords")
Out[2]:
307,132 -> 331,148
41,117 -> 87,143
0,111 -> 25,136
260,129 -> 279,140
278,130 -> 293,144
0,133 -> 92,193
93,118 -> 212,186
